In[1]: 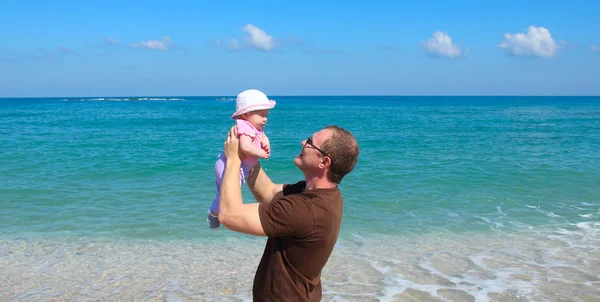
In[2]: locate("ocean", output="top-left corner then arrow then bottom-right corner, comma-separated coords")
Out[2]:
1,96 -> 599,301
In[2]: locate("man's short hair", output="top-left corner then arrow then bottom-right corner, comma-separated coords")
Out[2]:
321,126 -> 359,184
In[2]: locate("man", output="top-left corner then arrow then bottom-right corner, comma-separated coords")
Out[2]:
218,125 -> 359,301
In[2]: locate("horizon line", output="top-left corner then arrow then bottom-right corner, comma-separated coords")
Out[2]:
1,94 -> 599,99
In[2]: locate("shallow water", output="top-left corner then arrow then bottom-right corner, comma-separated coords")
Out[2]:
2,224 -> 599,301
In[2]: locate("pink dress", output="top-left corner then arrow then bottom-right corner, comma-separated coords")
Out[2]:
236,119 -> 263,170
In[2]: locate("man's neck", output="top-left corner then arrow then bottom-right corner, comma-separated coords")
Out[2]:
305,176 -> 338,190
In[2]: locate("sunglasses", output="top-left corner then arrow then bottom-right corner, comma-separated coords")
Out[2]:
304,137 -> 330,158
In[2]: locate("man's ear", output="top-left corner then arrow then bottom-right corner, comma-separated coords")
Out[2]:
319,156 -> 331,168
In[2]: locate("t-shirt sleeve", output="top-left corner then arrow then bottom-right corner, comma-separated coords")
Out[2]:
236,120 -> 256,139
259,193 -> 314,238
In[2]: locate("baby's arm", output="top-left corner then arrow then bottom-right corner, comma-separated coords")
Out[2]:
239,135 -> 269,158
261,134 -> 270,156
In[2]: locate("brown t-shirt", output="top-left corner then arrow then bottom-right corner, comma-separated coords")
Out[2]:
254,181 -> 343,301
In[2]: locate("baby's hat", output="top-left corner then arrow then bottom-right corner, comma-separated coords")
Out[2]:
231,89 -> 276,119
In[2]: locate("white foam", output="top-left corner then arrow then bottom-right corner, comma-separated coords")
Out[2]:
496,202 -> 505,215
576,221 -> 599,231
475,216 -> 492,224
474,215 -> 504,230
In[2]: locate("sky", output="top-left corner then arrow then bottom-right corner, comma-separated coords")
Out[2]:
1,0 -> 599,97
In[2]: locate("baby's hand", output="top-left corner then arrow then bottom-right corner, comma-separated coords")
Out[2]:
259,149 -> 270,159
262,144 -> 270,154
261,141 -> 270,154
260,136 -> 270,159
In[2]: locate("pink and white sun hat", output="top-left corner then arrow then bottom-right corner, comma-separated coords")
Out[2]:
231,89 -> 276,119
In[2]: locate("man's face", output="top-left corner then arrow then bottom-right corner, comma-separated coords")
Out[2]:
294,129 -> 331,171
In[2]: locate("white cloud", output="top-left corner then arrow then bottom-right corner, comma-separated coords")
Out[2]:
590,44 -> 600,52
421,31 -> 463,58
105,37 -> 119,45
226,24 -> 276,51
243,24 -> 275,51
131,36 -> 172,51
499,26 -> 558,58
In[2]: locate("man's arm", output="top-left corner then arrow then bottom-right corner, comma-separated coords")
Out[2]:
218,126 -> 266,236
245,161 -> 285,204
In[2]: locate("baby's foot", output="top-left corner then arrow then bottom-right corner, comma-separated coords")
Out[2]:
207,211 -> 220,229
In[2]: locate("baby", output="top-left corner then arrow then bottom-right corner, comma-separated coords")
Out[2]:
208,89 -> 275,229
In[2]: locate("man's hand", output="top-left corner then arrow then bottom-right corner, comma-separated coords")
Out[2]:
224,125 -> 244,163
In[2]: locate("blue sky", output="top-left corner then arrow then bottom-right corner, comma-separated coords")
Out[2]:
1,0 -> 599,97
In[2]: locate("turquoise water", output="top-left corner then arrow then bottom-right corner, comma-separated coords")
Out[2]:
1,96 -> 599,301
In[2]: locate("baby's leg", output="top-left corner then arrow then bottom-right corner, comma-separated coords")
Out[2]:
207,154 -> 226,229
209,182 -> 221,214
207,155 -> 250,229
211,164 -> 246,212
210,154 -> 227,212
239,161 -> 254,187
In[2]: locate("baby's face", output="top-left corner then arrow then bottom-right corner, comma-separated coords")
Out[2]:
244,109 -> 269,130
